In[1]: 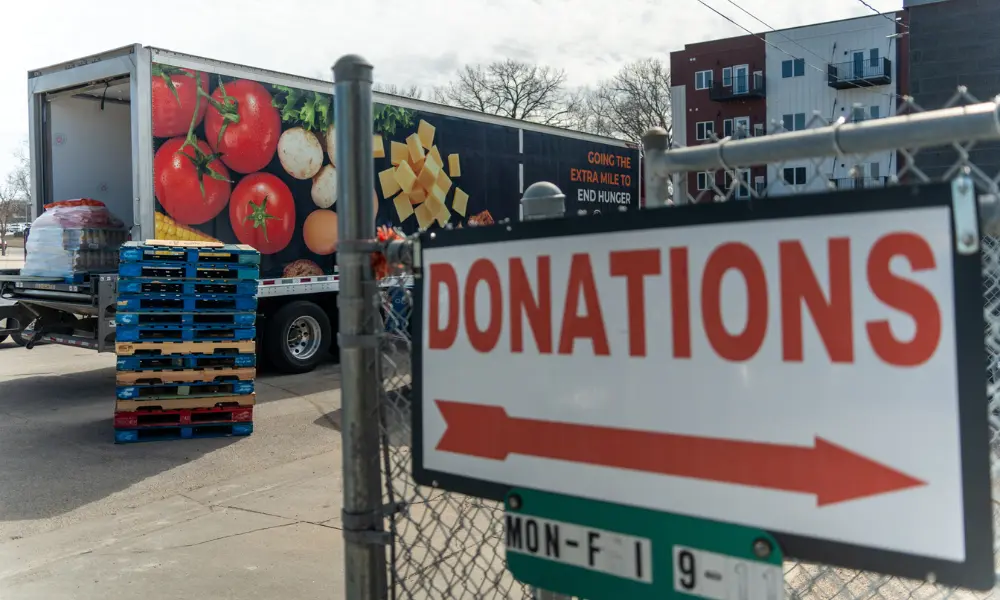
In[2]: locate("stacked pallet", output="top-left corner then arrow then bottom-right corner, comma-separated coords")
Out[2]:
113,240 -> 260,444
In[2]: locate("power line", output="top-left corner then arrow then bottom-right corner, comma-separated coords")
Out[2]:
854,0 -> 908,28
718,0 -> 830,65
691,0 -> 902,101
719,0 -> 901,126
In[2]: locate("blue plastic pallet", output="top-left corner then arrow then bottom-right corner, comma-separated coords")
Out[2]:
118,262 -> 259,281
118,279 -> 258,296
117,293 -> 257,312
117,379 -> 255,400
120,243 -> 260,266
116,311 -> 256,327
116,353 -> 256,371
114,422 -> 254,444
115,324 -> 256,343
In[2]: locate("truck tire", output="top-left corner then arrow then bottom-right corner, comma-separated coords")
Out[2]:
265,300 -> 331,374
8,318 -> 26,347
11,319 -> 45,347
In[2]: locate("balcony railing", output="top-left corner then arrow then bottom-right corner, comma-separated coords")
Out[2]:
832,176 -> 888,189
827,58 -> 892,89
710,73 -> 766,102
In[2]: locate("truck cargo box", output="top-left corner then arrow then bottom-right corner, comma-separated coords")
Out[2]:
28,45 -> 641,280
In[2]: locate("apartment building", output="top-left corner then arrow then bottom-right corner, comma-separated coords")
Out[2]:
669,13 -> 908,199
764,14 -> 905,196
669,35 -> 767,201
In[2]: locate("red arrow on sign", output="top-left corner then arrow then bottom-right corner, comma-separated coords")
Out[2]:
434,400 -> 926,506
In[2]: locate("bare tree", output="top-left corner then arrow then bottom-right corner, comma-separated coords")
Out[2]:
9,145 -> 29,201
0,148 -> 29,256
578,58 -> 672,144
374,83 -> 425,100
434,59 -> 580,127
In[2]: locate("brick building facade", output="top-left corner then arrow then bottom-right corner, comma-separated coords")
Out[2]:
670,35 -> 767,201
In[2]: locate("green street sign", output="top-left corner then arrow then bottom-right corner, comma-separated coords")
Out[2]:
504,488 -> 784,600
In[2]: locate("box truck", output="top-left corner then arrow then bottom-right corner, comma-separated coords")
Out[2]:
0,44 -> 641,373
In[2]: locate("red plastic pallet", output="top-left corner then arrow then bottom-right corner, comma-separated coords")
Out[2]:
113,406 -> 253,428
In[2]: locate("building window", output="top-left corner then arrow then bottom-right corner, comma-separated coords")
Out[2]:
734,117 -> 750,138
870,162 -> 880,179
783,166 -> 807,185
696,121 -> 715,141
722,67 -> 732,87
697,172 -> 714,190
782,113 -> 806,132
725,171 -> 750,198
754,123 -> 764,137
781,58 -> 805,78
870,48 -> 879,63
851,106 -> 866,122
723,119 -> 733,137
870,105 -> 881,119
695,70 -> 713,90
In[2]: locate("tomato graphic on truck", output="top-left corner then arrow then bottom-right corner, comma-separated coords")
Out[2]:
228,172 -> 296,255
153,136 -> 231,225
151,66 -> 208,138
204,80 -> 282,174
149,63 -> 639,278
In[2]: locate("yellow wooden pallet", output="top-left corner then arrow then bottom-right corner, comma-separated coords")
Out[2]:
115,340 -> 256,356
115,393 -> 256,412
116,367 -> 256,386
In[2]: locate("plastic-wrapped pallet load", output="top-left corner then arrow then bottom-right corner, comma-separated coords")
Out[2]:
21,199 -> 128,279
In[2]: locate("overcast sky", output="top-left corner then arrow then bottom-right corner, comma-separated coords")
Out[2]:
0,0 -> 902,181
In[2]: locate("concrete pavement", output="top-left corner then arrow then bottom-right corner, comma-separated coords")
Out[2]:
0,253 -> 24,270
0,342 -> 348,599
0,239 -> 25,270
0,334 -> 518,600
0,453 -> 345,600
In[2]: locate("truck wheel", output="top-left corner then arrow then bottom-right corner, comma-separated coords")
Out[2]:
9,318 -> 27,347
11,319 -> 45,347
265,300 -> 330,374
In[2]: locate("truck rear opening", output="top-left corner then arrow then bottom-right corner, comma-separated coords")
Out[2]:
0,51 -> 139,350
40,77 -> 135,233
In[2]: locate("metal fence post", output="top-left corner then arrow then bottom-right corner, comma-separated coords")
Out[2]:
641,127 -> 678,207
520,180 -> 571,600
333,54 -> 387,600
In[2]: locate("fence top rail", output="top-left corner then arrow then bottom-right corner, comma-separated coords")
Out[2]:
641,96 -> 1000,176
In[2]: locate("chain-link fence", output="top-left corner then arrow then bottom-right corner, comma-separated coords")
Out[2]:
367,88 -> 1000,600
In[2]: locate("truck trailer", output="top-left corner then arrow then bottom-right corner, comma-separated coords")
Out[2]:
0,44 -> 641,374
